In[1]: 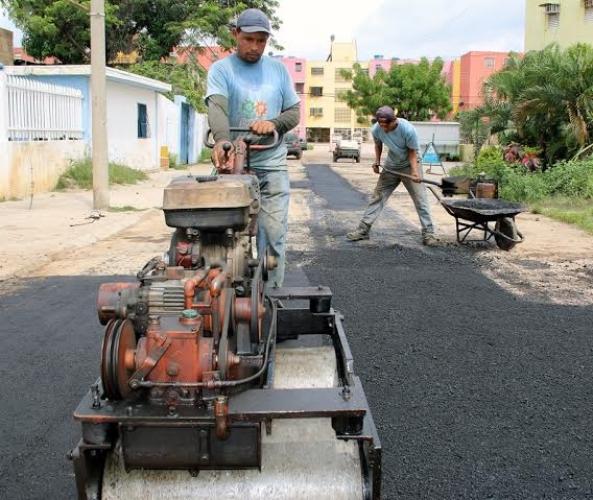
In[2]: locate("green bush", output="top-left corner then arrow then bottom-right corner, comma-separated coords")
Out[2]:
544,159 -> 593,199
55,158 -> 148,190
449,155 -> 593,204
500,169 -> 550,203
168,153 -> 179,169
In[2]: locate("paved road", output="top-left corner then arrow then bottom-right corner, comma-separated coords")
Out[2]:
294,164 -> 593,499
1,163 -> 592,499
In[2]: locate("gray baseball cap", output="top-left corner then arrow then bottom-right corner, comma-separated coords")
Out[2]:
236,8 -> 271,34
374,106 -> 397,122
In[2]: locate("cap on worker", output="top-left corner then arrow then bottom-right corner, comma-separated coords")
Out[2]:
236,8 -> 271,34
374,106 -> 398,122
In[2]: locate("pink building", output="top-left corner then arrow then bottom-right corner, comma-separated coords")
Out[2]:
279,56 -> 307,139
368,55 -> 393,77
459,51 -> 512,110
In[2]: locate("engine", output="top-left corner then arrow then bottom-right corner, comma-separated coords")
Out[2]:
96,174 -> 275,424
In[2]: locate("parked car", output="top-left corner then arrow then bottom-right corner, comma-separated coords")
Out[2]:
333,139 -> 361,163
298,137 -> 308,150
284,133 -> 302,159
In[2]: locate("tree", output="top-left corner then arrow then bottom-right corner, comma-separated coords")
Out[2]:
482,44 -> 593,165
1,0 -> 280,64
341,57 -> 452,123
126,60 -> 207,112
458,107 -> 490,162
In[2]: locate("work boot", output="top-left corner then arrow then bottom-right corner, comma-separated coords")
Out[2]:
346,223 -> 370,241
422,233 -> 440,247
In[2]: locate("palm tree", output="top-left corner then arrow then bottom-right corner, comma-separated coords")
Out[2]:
482,44 -> 593,166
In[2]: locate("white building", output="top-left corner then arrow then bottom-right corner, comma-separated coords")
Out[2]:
0,64 -> 205,199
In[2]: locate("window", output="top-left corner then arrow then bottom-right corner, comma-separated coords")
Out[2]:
295,62 -> 302,72
334,108 -> 351,123
484,57 -> 495,69
310,86 -> 323,97
309,107 -> 323,117
375,64 -> 384,72
311,67 -> 324,76
295,82 -> 304,94
586,0 -> 593,22
334,128 -> 351,140
137,103 -> 149,138
547,12 -> 560,28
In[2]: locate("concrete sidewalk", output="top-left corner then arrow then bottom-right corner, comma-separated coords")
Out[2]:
0,165 -> 212,282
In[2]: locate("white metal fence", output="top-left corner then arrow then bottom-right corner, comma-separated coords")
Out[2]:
6,75 -> 83,141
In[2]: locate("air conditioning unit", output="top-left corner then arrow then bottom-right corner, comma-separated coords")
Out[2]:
542,3 -> 560,14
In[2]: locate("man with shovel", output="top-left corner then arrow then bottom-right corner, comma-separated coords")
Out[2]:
346,105 -> 438,246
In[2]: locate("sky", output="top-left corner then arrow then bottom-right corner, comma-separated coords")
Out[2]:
0,7 -> 21,46
274,0 -> 525,60
1,1 -> 525,60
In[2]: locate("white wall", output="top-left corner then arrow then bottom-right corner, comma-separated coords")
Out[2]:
0,140 -> 86,199
105,81 -> 158,170
0,69 -> 87,199
192,112 -> 208,164
412,121 -> 460,156
157,94 -> 180,161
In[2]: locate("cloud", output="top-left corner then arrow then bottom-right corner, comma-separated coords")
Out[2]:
275,0 -> 525,60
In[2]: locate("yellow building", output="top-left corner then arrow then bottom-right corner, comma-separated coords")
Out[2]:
305,40 -> 369,142
450,59 -> 461,115
525,0 -> 593,51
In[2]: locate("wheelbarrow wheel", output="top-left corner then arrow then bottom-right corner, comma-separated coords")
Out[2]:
494,217 -> 519,251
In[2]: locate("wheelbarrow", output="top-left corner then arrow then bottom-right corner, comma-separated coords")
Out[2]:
392,171 -> 526,251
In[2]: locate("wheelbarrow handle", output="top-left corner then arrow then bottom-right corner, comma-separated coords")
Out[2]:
389,170 -> 443,188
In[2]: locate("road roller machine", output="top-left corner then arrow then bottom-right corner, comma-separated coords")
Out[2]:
70,132 -> 382,499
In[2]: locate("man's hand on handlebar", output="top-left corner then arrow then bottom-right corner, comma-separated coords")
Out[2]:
249,120 -> 276,135
212,140 -> 235,173
372,161 -> 380,174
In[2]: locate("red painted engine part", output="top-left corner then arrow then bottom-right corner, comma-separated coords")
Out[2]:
134,314 -> 214,384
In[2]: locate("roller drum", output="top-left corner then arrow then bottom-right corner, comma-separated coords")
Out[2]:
101,347 -> 363,499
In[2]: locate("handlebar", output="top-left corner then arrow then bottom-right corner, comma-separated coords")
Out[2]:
204,127 -> 280,151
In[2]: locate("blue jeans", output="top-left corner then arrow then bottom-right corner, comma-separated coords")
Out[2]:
252,169 -> 290,288
360,167 -> 434,234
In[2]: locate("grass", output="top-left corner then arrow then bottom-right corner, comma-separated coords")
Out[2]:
531,197 -> 593,234
199,148 -> 212,164
108,206 -> 146,212
55,158 -> 148,190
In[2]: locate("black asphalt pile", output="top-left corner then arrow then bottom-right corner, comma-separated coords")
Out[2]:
293,165 -> 593,499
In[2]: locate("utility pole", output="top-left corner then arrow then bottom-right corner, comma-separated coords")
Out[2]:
90,0 -> 109,209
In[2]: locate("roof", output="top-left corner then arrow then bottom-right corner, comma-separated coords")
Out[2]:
4,65 -> 172,92
13,48 -> 60,65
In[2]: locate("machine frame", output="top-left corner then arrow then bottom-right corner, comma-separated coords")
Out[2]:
71,286 -> 382,500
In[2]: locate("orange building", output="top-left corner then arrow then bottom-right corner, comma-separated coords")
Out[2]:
168,46 -> 231,69
458,51 -> 513,110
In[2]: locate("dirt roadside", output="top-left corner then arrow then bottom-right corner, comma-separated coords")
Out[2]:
0,166 -> 211,285
1,150 -> 592,306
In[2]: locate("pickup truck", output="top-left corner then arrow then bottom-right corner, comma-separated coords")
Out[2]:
333,139 -> 361,163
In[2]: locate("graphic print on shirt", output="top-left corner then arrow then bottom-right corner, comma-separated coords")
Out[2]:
239,99 -> 268,127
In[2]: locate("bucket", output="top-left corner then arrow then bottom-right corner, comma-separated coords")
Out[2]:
475,182 -> 497,199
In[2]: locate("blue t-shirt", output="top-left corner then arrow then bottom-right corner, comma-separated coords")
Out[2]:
371,119 -> 419,170
206,54 -> 300,170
